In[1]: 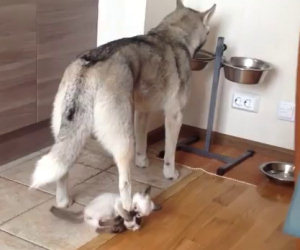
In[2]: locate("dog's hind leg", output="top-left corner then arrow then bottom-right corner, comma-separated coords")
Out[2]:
135,111 -> 149,168
94,93 -> 134,211
31,59 -> 94,207
31,124 -> 91,206
56,173 -> 71,208
51,83 -> 72,207
163,107 -> 182,180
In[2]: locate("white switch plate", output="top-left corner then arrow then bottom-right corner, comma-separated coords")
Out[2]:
232,92 -> 260,112
277,101 -> 295,122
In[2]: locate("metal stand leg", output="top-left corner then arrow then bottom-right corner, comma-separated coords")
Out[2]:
204,37 -> 225,152
158,37 -> 255,176
216,150 -> 255,176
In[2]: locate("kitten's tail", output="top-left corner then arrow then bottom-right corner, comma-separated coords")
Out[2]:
50,206 -> 84,224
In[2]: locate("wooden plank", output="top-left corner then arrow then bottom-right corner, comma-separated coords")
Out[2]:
0,0 -> 37,134
173,239 -> 203,250
0,103 -> 36,134
0,120 -> 53,166
36,0 -> 98,121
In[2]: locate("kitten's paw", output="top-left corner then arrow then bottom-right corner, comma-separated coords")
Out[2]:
136,154 -> 149,168
163,164 -> 179,180
56,196 -> 73,208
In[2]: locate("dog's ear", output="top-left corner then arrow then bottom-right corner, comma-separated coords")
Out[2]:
144,185 -> 152,196
202,4 -> 216,26
177,0 -> 184,9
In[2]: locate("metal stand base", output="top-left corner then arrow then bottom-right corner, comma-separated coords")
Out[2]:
158,136 -> 255,176
158,37 -> 255,176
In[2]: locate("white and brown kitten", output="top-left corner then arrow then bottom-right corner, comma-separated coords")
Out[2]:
50,186 -> 160,233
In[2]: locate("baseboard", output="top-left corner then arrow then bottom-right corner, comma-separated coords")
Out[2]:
0,122 -> 163,167
148,124 -> 295,163
0,122 -> 294,167
0,120 -> 53,166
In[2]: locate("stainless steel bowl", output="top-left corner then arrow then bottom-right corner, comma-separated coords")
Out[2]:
259,161 -> 295,184
191,50 -> 215,71
223,57 -> 272,84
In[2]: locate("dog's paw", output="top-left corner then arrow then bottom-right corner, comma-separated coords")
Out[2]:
135,154 -> 149,168
163,165 -> 179,180
56,196 -> 73,208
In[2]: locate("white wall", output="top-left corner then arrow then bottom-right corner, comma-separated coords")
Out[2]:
145,0 -> 300,149
97,0 -> 146,45
145,0 -> 175,32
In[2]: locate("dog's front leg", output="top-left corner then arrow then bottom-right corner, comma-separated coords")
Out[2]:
135,111 -> 149,168
163,109 -> 182,180
115,151 -> 133,211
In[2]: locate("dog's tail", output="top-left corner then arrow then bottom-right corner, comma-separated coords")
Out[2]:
50,206 -> 84,224
31,59 -> 94,188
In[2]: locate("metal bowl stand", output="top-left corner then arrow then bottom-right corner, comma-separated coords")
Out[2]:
158,37 -> 255,175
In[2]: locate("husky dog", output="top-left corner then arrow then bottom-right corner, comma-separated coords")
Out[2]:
31,0 -> 216,210
50,186 -> 160,233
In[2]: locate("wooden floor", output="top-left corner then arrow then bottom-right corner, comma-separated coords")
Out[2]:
174,141 -> 294,204
175,141 -> 293,186
80,166 -> 295,249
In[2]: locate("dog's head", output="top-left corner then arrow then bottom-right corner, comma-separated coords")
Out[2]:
162,0 -> 216,55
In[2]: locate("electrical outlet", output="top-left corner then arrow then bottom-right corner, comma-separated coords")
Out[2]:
232,92 -> 260,112
277,101 -> 295,122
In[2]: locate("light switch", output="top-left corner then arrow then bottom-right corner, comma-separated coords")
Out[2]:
277,101 -> 295,122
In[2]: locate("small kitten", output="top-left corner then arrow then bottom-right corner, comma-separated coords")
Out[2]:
50,186 -> 160,233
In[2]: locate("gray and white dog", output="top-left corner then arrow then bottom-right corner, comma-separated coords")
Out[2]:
31,0 -> 216,211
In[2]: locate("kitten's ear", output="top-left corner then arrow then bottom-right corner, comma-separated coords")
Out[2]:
152,203 -> 162,211
144,185 -> 152,196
